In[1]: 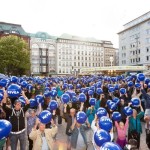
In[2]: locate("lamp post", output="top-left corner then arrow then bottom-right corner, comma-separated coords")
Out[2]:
109,56 -> 114,76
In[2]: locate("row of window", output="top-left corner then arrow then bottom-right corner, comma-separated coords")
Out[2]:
130,58 -> 140,63
59,62 -> 102,67
58,44 -> 103,51
59,50 -> 103,55
58,40 -> 102,47
130,49 -> 141,55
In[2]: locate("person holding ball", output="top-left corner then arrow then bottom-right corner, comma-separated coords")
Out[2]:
29,118 -> 57,150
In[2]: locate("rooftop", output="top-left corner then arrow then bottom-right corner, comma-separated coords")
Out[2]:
58,33 -> 112,44
28,32 -> 57,40
0,22 -> 28,36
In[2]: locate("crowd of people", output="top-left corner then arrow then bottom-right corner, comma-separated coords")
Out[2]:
0,74 -> 150,150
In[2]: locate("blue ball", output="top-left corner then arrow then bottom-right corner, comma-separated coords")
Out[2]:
72,96 -> 77,103
38,110 -> 52,124
112,97 -> 120,105
26,84 -> 33,91
18,96 -> 26,106
89,98 -> 96,106
108,101 -> 117,111
123,106 -> 133,116
20,81 -> 28,88
108,87 -> 115,93
68,84 -> 74,90
0,93 -> 4,102
112,112 -> 122,121
128,81 -> 134,87
35,95 -> 44,103
90,86 -> 95,92
119,88 -> 126,95
100,142 -> 122,150
48,100 -> 58,110
78,93 -> 87,102
96,88 -> 103,95
10,76 -> 18,83
131,98 -> 140,107
114,84 -> 119,90
88,90 -> 94,96
51,90 -> 57,98
7,84 -> 21,98
0,79 -> 8,87
145,78 -> 150,85
0,119 -> 12,140
44,91 -> 51,98
94,129 -> 111,147
76,84 -> 81,89
137,73 -> 145,82
135,83 -> 141,88
96,107 -> 107,118
30,99 -> 38,108
76,111 -> 87,124
61,93 -> 70,103
99,116 -> 113,131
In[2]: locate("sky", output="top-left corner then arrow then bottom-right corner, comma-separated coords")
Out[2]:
0,0 -> 150,48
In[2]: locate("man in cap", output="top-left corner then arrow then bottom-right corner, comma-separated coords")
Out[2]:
144,109 -> 150,149
2,90 -> 29,150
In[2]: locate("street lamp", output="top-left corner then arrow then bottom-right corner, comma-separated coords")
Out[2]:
109,56 -> 114,76
109,56 -> 114,67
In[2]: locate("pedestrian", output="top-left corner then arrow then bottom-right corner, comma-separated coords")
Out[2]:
70,118 -> 90,150
128,102 -> 144,149
2,90 -> 30,150
115,117 -> 129,148
144,110 -> 150,149
29,119 -> 58,150
26,109 -> 38,150
64,104 -> 76,150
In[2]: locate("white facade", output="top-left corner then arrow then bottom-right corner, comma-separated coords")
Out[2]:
30,32 -> 56,75
56,34 -> 116,75
118,11 -> 150,66
29,33 -> 116,75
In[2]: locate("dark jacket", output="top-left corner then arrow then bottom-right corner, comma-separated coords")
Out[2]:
2,103 -> 29,132
141,89 -> 150,109
64,113 -> 75,136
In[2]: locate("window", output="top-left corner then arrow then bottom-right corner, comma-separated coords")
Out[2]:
146,29 -> 150,35
78,62 -> 80,66
146,47 -> 150,52
146,56 -> 149,61
138,49 -> 140,54
74,62 -> 76,66
146,38 -> 150,44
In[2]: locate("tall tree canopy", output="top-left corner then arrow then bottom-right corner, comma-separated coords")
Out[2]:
0,35 -> 30,75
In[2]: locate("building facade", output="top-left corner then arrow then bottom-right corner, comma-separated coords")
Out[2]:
0,22 -> 30,47
118,11 -> 150,67
29,32 -> 57,76
56,34 -> 116,75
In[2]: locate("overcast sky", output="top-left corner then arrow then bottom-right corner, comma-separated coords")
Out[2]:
0,0 -> 150,47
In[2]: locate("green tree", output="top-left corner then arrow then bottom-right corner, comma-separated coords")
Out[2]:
0,35 -> 30,76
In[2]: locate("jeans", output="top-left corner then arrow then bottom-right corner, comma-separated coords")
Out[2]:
9,131 -> 26,150
146,129 -> 150,148
28,135 -> 33,150
67,136 -> 71,150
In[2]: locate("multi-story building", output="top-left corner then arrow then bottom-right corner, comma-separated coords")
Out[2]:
118,11 -> 150,67
115,48 -> 119,66
56,34 -> 116,75
0,22 -> 30,47
103,42 -> 116,67
29,32 -> 57,76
